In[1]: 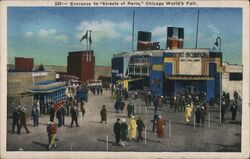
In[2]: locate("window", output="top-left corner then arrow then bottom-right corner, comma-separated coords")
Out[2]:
129,67 -> 134,74
135,67 -> 140,73
229,72 -> 242,81
142,67 -> 148,74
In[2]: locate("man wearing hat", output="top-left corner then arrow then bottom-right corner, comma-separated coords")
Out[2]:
12,106 -> 21,134
195,106 -> 201,126
100,105 -> 107,124
70,105 -> 79,127
136,117 -> 145,142
113,118 -> 121,145
18,107 -> 30,134
221,101 -> 227,123
200,106 -> 207,127
127,100 -> 134,118
120,118 -> 128,147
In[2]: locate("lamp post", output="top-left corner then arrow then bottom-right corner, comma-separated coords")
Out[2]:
214,36 -> 221,51
214,36 -> 222,124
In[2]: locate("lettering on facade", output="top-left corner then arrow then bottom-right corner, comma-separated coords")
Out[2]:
32,72 -> 48,77
7,79 -> 21,85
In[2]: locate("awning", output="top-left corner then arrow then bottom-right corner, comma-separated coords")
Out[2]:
29,85 -> 66,94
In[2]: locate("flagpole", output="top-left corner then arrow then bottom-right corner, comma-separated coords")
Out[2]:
132,10 -> 135,52
195,9 -> 200,48
89,30 -> 92,51
86,30 -> 89,51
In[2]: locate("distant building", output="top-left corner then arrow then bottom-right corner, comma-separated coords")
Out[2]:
7,71 -> 66,116
222,63 -> 243,99
15,57 -> 34,72
67,50 -> 95,82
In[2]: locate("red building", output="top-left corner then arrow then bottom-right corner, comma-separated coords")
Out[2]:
67,50 -> 95,82
15,57 -> 34,72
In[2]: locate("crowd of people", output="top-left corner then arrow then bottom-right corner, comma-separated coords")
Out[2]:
10,80 -> 241,150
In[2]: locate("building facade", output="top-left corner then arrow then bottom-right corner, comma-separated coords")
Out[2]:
222,63 -> 243,99
7,71 -> 66,116
67,50 -> 95,82
112,48 -> 223,101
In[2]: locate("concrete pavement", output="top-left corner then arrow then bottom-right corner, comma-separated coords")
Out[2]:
7,90 -> 241,152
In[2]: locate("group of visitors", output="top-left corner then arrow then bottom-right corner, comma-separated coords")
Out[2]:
113,116 -> 146,147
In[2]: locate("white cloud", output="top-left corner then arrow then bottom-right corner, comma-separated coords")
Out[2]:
69,44 -> 82,50
54,34 -> 68,43
76,20 -> 131,42
38,28 -> 56,37
25,32 -> 34,38
123,35 -> 132,42
206,24 -> 220,39
152,25 -> 167,37
25,28 -> 69,43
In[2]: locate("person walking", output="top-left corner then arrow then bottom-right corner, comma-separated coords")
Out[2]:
147,91 -> 152,107
12,106 -> 21,134
31,105 -> 39,127
158,96 -> 163,110
113,118 -> 121,145
195,106 -> 201,126
127,100 -> 134,118
56,107 -> 62,127
179,96 -> 186,112
152,111 -> 159,133
114,99 -> 121,113
136,117 -> 145,142
18,107 -> 30,134
70,106 -> 79,127
221,101 -> 227,123
134,91 -> 138,100
61,106 -> 67,126
47,121 -> 57,150
49,104 -> 55,122
200,106 -> 207,127
173,96 -> 178,113
156,115 -> 165,142
230,100 -> 238,121
120,100 -> 125,113
120,118 -> 128,147
100,105 -> 107,124
185,103 -> 193,124
128,116 -> 137,142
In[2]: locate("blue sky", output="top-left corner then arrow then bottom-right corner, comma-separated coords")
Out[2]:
8,7 -> 242,66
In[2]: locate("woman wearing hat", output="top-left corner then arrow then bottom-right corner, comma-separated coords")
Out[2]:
128,116 -> 137,141
185,103 -> 193,124
156,115 -> 165,142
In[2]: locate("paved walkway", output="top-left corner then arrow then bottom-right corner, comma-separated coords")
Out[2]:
7,90 -> 241,151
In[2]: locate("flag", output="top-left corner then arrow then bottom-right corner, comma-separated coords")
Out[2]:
80,31 -> 88,42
